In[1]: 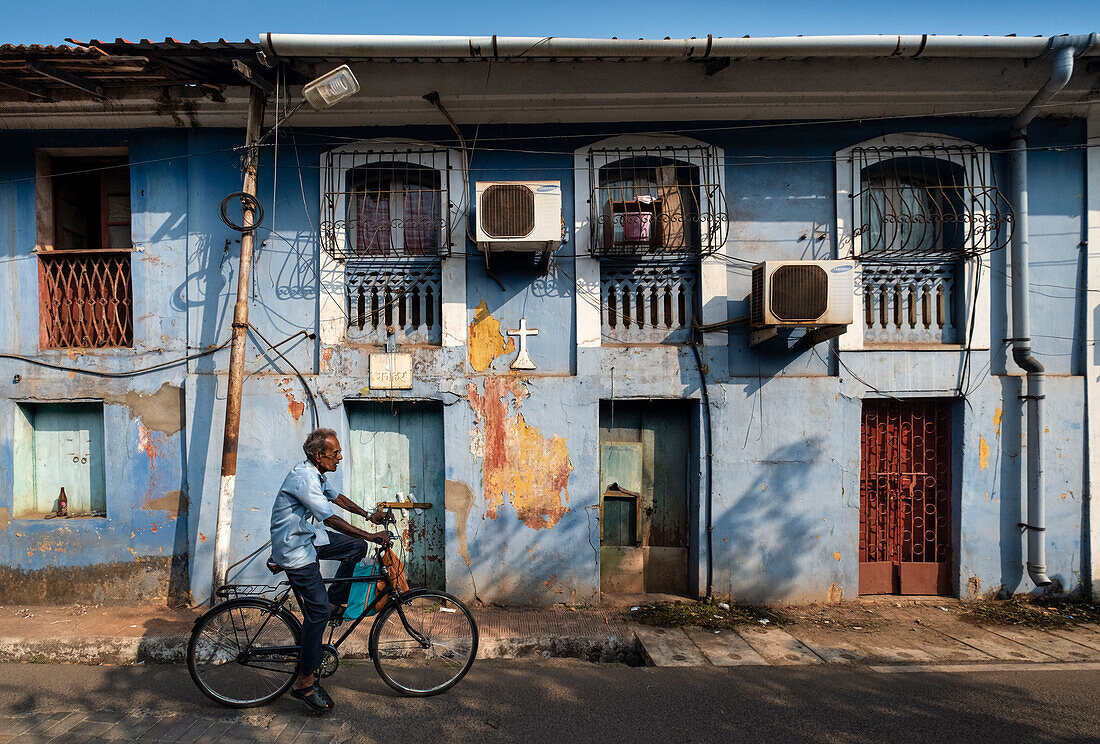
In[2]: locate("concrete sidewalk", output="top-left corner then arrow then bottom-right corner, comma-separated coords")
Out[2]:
3,602 -> 1100,669
0,604 -> 638,665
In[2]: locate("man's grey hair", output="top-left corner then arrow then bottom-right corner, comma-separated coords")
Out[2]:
303,428 -> 338,460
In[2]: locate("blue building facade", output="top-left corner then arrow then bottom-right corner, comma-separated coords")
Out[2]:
0,35 -> 1097,606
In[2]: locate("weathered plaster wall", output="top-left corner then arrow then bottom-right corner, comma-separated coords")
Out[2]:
0,130 -> 191,604
1,117 -> 1090,607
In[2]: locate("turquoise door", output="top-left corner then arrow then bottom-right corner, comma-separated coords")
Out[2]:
16,403 -> 106,516
347,402 -> 445,590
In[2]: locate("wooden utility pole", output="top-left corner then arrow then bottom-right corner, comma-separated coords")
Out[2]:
212,86 -> 267,598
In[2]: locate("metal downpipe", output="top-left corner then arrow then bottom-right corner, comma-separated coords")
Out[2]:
1008,36 -> 1093,587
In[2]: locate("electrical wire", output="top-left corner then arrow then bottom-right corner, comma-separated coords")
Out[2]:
0,340 -> 230,377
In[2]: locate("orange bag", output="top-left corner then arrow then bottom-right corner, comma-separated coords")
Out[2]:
371,547 -> 409,613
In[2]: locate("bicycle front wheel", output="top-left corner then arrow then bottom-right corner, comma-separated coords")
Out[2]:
187,599 -> 300,708
370,590 -> 478,696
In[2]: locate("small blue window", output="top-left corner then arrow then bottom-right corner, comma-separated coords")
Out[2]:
14,402 -> 107,518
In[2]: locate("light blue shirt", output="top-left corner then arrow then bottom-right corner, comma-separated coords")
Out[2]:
270,461 -> 340,570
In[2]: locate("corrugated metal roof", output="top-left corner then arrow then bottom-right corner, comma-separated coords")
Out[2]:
0,38 -> 262,102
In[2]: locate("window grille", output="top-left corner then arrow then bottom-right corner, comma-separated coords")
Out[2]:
321,148 -> 452,261
39,251 -> 134,348
847,144 -> 1012,264
842,142 -> 1004,347
588,146 -> 727,257
601,258 -> 698,344
345,258 -> 442,345
322,147 -> 451,343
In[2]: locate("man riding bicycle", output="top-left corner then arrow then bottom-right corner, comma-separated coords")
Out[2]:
270,427 -> 390,712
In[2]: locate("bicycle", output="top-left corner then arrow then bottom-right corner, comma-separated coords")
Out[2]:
187,505 -> 478,708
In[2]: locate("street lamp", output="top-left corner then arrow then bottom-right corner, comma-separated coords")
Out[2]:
211,65 -> 360,600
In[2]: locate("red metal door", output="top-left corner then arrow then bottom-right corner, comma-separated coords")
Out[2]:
859,399 -> 953,595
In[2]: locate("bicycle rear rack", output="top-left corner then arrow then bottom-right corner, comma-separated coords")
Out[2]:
216,583 -> 286,599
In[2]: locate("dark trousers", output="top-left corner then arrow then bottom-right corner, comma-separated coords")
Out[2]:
284,531 -> 368,675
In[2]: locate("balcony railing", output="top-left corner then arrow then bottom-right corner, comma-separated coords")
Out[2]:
38,250 -> 133,348
601,259 -> 697,344
862,263 -> 958,345
345,259 -> 442,345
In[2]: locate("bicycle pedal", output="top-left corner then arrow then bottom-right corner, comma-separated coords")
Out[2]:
327,617 -> 345,627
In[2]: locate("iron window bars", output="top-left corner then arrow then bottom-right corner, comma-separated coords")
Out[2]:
322,148 -> 452,343
587,146 -> 727,257
846,144 -> 1013,264
844,143 -> 1009,345
321,148 -> 453,261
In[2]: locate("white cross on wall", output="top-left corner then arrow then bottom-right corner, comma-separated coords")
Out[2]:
508,317 -> 539,370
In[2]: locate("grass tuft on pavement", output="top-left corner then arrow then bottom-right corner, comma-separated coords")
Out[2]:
960,595 -> 1100,629
630,600 -> 782,630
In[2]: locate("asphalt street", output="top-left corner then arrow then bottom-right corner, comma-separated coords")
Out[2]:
1,660 -> 1099,743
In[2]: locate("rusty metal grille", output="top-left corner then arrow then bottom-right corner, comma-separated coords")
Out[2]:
481,184 -> 535,238
321,148 -> 452,260
345,258 -> 442,345
38,251 -> 133,348
860,399 -> 952,595
588,145 -> 727,257
847,144 -> 1013,264
601,258 -> 698,344
770,264 -> 828,322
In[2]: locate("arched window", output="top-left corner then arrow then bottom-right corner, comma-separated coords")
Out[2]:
346,162 -> 443,257
836,134 -> 1002,349
576,136 -> 727,344
320,143 -> 461,346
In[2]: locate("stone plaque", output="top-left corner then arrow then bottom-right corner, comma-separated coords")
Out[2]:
369,353 -> 413,390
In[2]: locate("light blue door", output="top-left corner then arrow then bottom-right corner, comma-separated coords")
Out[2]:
347,402 -> 445,590
31,403 -> 106,515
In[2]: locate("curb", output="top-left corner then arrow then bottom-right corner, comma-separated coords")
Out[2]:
0,632 -> 642,666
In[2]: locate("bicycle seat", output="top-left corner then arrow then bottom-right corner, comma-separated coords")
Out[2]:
266,559 -> 285,575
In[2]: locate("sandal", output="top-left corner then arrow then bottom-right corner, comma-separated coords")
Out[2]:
290,681 -> 334,712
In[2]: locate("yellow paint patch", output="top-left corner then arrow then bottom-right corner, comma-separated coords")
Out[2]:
833,552 -> 841,561
993,407 -> 1003,436
468,300 -> 515,372
978,435 -> 990,470
467,377 -> 572,530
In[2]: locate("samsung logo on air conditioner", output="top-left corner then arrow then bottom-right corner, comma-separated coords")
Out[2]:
536,184 -> 560,193
831,265 -> 853,273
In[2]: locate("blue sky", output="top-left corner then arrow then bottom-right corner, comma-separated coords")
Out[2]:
7,0 -> 1100,45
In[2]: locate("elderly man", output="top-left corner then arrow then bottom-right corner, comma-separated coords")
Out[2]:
270,427 -> 390,712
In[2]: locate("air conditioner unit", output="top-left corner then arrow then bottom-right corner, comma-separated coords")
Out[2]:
751,260 -> 855,328
475,181 -> 561,251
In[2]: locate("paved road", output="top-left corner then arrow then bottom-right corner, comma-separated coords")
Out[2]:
1,660 -> 1099,743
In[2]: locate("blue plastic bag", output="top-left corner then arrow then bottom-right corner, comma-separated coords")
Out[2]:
343,562 -> 381,620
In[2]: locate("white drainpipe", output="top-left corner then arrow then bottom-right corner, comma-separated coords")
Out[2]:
1009,34 -> 1096,588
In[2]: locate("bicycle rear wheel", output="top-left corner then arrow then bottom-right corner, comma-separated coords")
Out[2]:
370,590 -> 478,696
187,599 -> 300,708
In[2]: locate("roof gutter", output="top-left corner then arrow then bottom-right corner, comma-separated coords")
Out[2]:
260,33 -> 1100,60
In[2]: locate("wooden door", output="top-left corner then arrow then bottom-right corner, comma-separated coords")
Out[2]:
599,400 -> 691,594
348,402 -> 445,590
859,399 -> 953,595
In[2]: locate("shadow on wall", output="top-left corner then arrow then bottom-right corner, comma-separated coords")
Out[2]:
450,491 -> 597,606
715,431 -> 832,603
